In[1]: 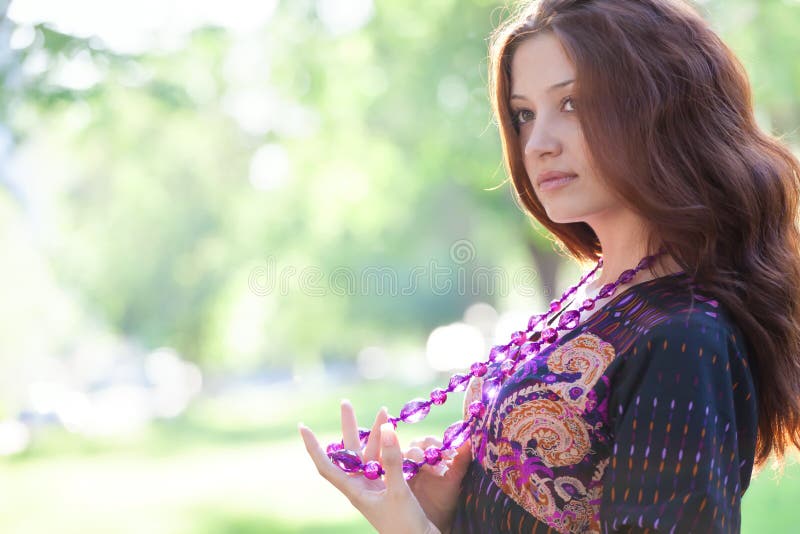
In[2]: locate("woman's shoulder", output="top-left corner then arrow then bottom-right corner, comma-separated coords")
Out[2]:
603,274 -> 756,416
585,271 -> 745,357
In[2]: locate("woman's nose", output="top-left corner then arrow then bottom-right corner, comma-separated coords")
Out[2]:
523,123 -> 562,160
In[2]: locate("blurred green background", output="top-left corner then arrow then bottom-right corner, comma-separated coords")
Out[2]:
0,0 -> 798,532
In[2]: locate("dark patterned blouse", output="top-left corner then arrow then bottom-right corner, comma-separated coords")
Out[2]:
452,272 -> 758,534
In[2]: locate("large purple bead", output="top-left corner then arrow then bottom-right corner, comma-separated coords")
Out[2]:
470,362 -> 488,377
363,460 -> 383,480
467,401 -> 486,419
400,399 -> 431,423
619,269 -> 636,284
598,283 -> 616,298
424,446 -> 442,465
558,309 -> 581,329
442,420 -> 471,449
528,314 -> 544,330
481,376 -> 501,403
358,428 -> 370,448
402,459 -> 420,480
489,345 -> 508,362
430,388 -> 447,405
581,299 -> 595,310
448,373 -> 471,392
329,449 -> 362,472
326,441 -> 344,455
541,327 -> 558,343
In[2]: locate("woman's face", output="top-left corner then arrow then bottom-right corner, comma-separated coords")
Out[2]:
509,32 -> 621,224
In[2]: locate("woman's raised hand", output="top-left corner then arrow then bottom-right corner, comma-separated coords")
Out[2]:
299,400 -> 441,534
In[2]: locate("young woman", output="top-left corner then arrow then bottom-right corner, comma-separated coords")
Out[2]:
299,0 -> 800,532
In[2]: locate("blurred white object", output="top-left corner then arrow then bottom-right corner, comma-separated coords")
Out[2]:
426,322 -> 485,372
0,419 -> 31,456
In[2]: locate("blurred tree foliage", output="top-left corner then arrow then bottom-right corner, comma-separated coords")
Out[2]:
0,0 -> 797,372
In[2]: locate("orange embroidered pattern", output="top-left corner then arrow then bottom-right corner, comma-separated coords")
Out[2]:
466,333 -> 616,533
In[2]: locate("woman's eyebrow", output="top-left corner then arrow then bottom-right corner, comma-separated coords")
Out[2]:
510,78 -> 575,101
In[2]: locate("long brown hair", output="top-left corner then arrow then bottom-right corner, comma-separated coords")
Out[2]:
489,0 -> 800,468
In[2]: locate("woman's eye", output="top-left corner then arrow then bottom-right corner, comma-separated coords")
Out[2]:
513,109 -> 535,125
512,96 -> 576,128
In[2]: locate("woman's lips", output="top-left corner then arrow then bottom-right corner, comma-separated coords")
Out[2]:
538,174 -> 578,192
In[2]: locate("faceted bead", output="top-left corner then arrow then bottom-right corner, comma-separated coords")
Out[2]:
489,344 -> 508,362
402,459 -> 420,480
400,399 -> 431,423
326,441 -> 344,455
527,314 -> 544,331
598,283 -> 616,298
448,373 -> 470,392
558,309 -> 581,329
549,301 -> 561,313
500,359 -> 516,376
467,401 -> 486,419
358,428 -> 370,448
470,362 -> 488,377
637,256 -> 652,270
430,388 -> 448,405
581,299 -> 595,310
619,269 -> 636,284
424,446 -> 442,465
511,330 -> 527,346
329,449 -> 362,472
541,327 -> 558,343
481,376 -> 501,403
442,420 -> 471,449
363,460 -> 383,480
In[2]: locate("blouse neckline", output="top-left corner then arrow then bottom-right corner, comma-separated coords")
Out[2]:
546,269 -> 691,337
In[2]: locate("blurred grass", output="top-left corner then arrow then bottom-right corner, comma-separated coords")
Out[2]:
0,378 -> 797,533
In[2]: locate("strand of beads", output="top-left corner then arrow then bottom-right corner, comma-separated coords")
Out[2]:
326,248 -> 666,480
493,253 -> 660,381
324,258 -> 605,480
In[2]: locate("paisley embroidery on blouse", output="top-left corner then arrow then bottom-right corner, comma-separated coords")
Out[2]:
544,333 -> 617,414
472,332 -> 617,534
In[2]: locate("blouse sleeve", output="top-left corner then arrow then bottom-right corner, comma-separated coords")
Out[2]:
599,316 -> 757,533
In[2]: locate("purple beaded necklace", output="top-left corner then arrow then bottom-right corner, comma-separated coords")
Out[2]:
325,247 -> 666,481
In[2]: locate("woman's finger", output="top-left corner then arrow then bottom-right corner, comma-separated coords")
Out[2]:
363,406 -> 388,462
340,399 -> 361,452
409,435 -> 443,450
298,423 -> 351,493
408,437 -> 425,449
380,422 -> 409,494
